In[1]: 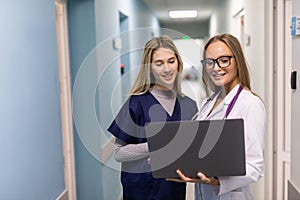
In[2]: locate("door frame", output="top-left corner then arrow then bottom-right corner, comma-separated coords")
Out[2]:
55,0 -> 77,199
273,0 -> 292,199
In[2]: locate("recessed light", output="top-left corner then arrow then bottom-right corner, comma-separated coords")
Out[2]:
169,10 -> 197,18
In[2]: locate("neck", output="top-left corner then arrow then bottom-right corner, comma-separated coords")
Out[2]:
224,79 -> 239,95
217,83 -> 239,98
154,84 -> 174,91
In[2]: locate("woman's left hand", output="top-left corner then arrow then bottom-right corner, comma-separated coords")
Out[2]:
166,169 -> 220,186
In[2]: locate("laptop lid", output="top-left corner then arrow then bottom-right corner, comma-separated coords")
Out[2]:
145,119 -> 246,178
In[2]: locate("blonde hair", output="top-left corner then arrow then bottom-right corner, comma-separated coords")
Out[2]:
202,33 -> 252,94
129,35 -> 184,97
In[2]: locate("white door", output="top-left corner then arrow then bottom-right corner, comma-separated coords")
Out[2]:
273,0 -> 292,199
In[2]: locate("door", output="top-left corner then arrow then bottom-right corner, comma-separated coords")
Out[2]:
289,0 -> 300,199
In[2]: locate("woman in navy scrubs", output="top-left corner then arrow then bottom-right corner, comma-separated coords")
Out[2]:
108,35 -> 198,200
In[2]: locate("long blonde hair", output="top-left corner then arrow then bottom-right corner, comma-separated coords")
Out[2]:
129,35 -> 184,97
202,33 -> 251,94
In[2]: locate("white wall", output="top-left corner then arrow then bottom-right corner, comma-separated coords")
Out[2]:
174,39 -> 207,107
210,0 -> 266,98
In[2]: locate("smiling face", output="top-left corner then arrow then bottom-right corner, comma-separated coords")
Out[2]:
151,48 -> 178,90
205,41 -> 239,93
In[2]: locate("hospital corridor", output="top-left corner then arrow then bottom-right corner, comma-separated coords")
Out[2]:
1,0 -> 300,199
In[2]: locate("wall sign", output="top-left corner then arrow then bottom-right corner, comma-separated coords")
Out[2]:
291,16 -> 300,36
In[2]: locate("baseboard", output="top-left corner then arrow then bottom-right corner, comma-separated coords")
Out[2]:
288,180 -> 300,200
56,189 -> 68,200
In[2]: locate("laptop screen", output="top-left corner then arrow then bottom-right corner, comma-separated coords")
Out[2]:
145,119 -> 245,178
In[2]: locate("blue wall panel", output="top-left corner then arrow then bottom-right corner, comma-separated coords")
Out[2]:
0,0 -> 65,199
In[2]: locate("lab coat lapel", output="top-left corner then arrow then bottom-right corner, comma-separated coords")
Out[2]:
208,85 -> 240,119
198,92 -> 219,119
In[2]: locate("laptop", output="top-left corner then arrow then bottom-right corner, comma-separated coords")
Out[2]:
145,119 -> 246,178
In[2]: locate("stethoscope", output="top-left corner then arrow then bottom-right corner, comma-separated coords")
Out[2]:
192,85 -> 243,120
191,91 -> 220,120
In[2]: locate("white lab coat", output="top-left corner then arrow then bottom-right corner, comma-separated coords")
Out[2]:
194,84 -> 266,200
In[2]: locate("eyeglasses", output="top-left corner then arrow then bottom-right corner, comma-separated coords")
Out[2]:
201,56 -> 234,70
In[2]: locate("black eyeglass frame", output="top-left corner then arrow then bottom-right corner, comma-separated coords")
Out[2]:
201,55 -> 235,70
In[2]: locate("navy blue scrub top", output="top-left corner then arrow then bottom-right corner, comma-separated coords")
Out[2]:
108,91 -> 198,200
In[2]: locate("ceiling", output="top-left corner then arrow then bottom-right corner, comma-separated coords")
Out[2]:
142,0 -> 225,38
142,0 -> 224,24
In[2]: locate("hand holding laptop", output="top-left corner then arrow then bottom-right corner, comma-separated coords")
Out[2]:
166,170 -> 220,186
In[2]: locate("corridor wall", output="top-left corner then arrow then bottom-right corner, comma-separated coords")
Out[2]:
68,0 -> 160,199
0,0 -> 65,199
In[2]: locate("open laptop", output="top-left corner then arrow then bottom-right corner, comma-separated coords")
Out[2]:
145,119 -> 246,178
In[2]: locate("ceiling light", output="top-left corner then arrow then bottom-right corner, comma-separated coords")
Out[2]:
169,10 -> 197,18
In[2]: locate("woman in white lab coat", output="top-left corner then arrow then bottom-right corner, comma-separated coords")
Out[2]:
169,33 -> 266,200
